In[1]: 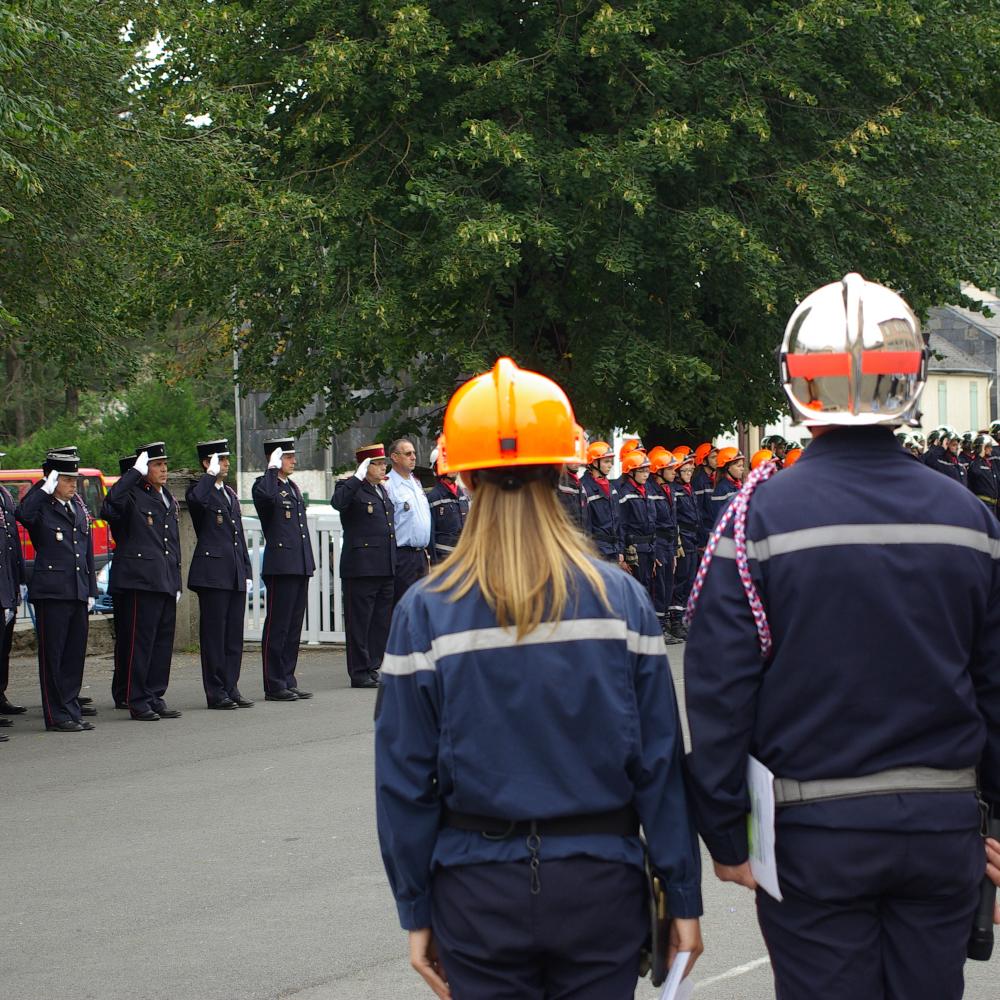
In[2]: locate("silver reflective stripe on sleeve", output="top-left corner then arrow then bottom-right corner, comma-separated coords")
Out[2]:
714,523 -> 1000,562
381,619 -> 665,675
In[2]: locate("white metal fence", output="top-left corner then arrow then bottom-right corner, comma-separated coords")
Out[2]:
242,510 -> 346,643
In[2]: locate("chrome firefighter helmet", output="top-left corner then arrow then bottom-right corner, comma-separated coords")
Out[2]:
780,273 -> 927,426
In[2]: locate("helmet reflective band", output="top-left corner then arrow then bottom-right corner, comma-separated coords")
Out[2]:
780,273 -> 927,426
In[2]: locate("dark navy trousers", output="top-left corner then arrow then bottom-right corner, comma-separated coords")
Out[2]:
393,547 -> 429,606
110,597 -> 127,706
651,545 -> 675,617
35,599 -> 88,727
343,576 -> 393,682
756,825 -> 982,1000
196,587 -> 246,705
261,574 -> 307,693
119,590 -> 176,716
431,857 -> 646,999
0,610 -> 14,694
670,535 -> 697,610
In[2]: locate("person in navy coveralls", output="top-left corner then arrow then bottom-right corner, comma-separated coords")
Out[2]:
100,442 -> 183,721
15,450 -> 97,732
0,465 -> 26,725
376,359 -> 703,999
186,439 -> 254,710
331,443 -> 395,689
426,444 -> 469,564
685,274 -> 1000,1000
108,454 -> 136,709
251,437 -> 315,701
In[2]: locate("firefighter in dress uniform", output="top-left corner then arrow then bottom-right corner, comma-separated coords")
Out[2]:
375,358 -> 703,999
426,444 -> 469,564
685,273 -> 1000,1000
0,462 -> 26,727
708,447 -> 745,526
578,440 -> 625,566
967,434 -> 998,516
331,443 -> 396,689
186,440 -> 254,710
617,450 -> 658,599
15,450 -> 97,732
251,438 -> 315,702
108,454 -> 136,709
100,443 -> 183,721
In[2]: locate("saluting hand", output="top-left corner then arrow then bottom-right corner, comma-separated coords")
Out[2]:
409,928 -> 450,998
134,450 -> 150,476
354,457 -> 372,481
207,452 -> 221,477
268,446 -> 283,470
41,469 -> 59,495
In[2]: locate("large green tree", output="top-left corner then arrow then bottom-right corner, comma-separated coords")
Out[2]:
0,1 -> 238,439
136,0 -> 1000,438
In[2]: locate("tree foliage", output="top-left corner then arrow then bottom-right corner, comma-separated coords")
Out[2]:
0,1 -> 240,437
71,3 -> 1000,437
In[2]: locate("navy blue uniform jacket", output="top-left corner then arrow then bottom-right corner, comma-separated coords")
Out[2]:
672,482 -> 700,541
684,427 -> 1000,865
251,470 -> 315,577
100,468 -> 182,595
691,467 -> 715,546
16,488 -> 97,602
617,478 -> 657,552
186,474 -> 252,591
557,470 -> 590,531
427,480 -> 468,564
0,485 -> 23,609
375,558 -> 702,930
331,476 -> 396,578
708,474 -> 740,527
649,477 -> 677,559
579,470 -> 623,559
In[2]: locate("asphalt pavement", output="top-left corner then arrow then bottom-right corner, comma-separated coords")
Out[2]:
2,645 -> 996,999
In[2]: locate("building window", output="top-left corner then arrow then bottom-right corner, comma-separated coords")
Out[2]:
938,381 -> 947,424
970,381 -> 979,429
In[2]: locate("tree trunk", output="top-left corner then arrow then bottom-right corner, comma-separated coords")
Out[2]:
4,346 -> 25,441
66,384 -> 80,417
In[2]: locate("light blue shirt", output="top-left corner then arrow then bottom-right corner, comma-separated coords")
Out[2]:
386,469 -> 432,548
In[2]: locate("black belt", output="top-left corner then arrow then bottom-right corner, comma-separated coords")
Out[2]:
626,534 -> 654,545
398,545 -> 428,552
654,529 -> 676,540
442,805 -> 639,840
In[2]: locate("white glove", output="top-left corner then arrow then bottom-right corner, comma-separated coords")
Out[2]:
246,578 -> 253,592
134,450 -> 150,476
207,453 -> 221,477
19,583 -> 28,604
41,469 -> 59,495
87,597 -> 95,612
176,591 -> 182,604
354,457 -> 371,480
268,447 -> 283,470
3,608 -> 12,626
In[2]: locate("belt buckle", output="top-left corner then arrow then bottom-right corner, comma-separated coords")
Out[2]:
482,820 -> 517,841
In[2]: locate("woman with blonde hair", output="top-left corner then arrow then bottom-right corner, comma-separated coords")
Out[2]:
375,358 -> 702,999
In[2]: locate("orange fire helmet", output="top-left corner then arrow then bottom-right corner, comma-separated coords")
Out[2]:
784,447 -> 803,467
619,438 -> 644,462
673,445 -> 692,458
672,448 -> 695,468
586,440 -> 614,465
694,442 -> 716,466
647,445 -> 670,465
649,450 -> 677,475
750,448 -> 774,471
621,450 -> 650,476
716,446 -> 745,468
438,358 -> 579,474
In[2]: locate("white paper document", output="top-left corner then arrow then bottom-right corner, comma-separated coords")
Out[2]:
658,951 -> 694,1000
746,755 -> 783,901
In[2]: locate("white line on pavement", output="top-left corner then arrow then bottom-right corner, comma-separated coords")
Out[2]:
694,956 -> 771,992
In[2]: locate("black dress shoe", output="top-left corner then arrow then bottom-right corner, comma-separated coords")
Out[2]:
232,696 -> 255,708
78,696 -> 93,705
80,705 -> 98,716
350,677 -> 379,689
0,733 -> 9,742
207,699 -> 238,710
265,690 -> 299,701
131,710 -> 160,721
114,701 -> 129,710
47,720 -> 84,732
288,687 -> 313,699
0,697 -> 26,715
78,721 -> 95,731
0,718 -> 12,727
157,708 -> 183,719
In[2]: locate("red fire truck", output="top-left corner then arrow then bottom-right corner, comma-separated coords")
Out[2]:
0,468 -> 114,579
